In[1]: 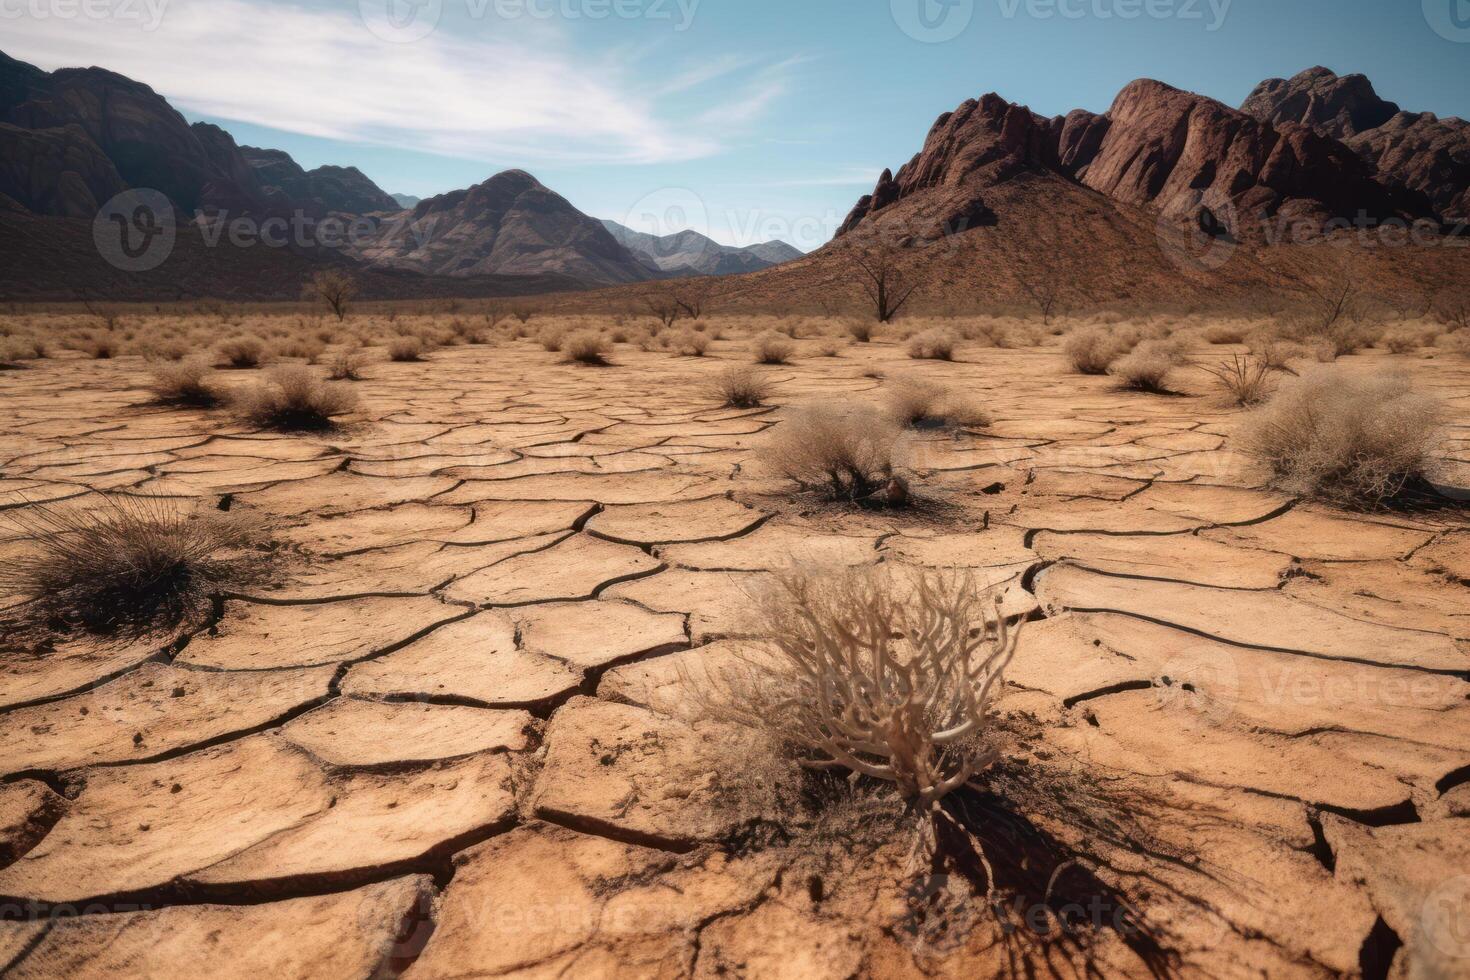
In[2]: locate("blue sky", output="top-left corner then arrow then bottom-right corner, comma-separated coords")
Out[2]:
7,0 -> 1469,249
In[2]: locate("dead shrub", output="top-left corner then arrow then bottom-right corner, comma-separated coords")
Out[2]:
1063,327 -> 1132,374
149,356 -> 224,408
1202,324 -> 1247,345
387,336 -> 427,362
562,330 -> 612,366
671,329 -> 711,357
1241,367 -> 1445,507
707,365 -> 772,408
906,328 -> 959,361
78,333 -> 119,359
696,566 -> 1020,853
846,320 -> 875,343
752,332 -> 796,364
327,349 -> 367,381
217,337 -> 270,369
1108,339 -> 1186,393
237,365 -> 359,432
887,377 -> 991,429
768,403 -> 900,501
0,494 -> 269,640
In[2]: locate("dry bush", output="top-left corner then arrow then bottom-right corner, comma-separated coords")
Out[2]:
1379,330 -> 1422,355
671,329 -> 711,357
562,330 -> 612,366
218,337 -> 270,369
1201,354 -> 1274,407
817,340 -> 842,357
327,349 -> 367,381
387,336 -> 426,362
846,319 -> 875,343
707,365 -> 771,408
1442,331 -> 1470,357
78,333 -> 119,359
1242,367 -> 1445,507
1247,334 -> 1302,372
752,332 -> 796,365
887,377 -> 990,429
1202,323 -> 1247,345
696,566 -> 1019,850
149,356 -> 225,408
768,403 -> 900,501
907,329 -> 959,361
1063,327 -> 1133,374
1109,339 -> 1186,393
236,365 -> 359,432
0,494 -> 268,639
538,328 -> 566,352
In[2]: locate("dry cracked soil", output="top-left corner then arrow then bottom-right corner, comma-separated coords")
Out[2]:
0,333 -> 1467,979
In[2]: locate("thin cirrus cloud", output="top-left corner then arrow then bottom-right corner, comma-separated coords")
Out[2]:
2,0 -> 793,165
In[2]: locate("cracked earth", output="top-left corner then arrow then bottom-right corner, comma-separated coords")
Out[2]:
0,336 -> 1467,978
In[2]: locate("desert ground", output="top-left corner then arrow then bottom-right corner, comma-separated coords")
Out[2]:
0,309 -> 1467,978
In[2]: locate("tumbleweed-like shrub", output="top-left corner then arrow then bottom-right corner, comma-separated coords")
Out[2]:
1109,339 -> 1187,393
906,329 -> 959,361
0,494 -> 268,639
1241,367 -> 1445,507
236,365 -> 359,432
887,377 -> 991,429
217,337 -> 269,369
1063,327 -> 1132,374
387,336 -> 426,362
698,566 -> 1021,854
327,349 -> 367,381
561,330 -> 612,366
768,403 -> 900,501
751,332 -> 796,365
671,329 -> 711,357
149,355 -> 224,408
707,365 -> 772,409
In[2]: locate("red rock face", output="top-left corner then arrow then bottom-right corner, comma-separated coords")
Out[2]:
840,73 -> 1444,242
1241,67 -> 1469,223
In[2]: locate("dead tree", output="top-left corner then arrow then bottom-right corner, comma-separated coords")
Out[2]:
304,269 -> 359,321
851,240 -> 920,323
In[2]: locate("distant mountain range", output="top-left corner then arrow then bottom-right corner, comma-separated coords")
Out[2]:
0,49 -> 801,299
600,220 -> 803,277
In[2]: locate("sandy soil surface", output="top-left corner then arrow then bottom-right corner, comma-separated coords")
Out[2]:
0,333 -> 1467,978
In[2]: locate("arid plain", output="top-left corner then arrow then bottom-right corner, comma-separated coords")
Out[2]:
0,309 -> 1468,979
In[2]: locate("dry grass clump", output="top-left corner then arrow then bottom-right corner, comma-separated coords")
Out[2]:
387,336 -> 427,362
276,337 -> 325,363
697,566 -> 1020,851
218,337 -> 270,369
752,332 -> 796,365
78,333 -> 120,359
1109,339 -> 1187,393
1202,323 -> 1247,345
768,403 -> 901,502
236,365 -> 359,432
327,349 -> 367,381
149,355 -> 225,408
906,329 -> 959,361
707,365 -> 772,408
561,330 -> 613,366
1201,354 -> 1274,407
887,377 -> 990,429
0,494 -> 268,639
1241,367 -> 1445,507
1063,327 -> 1133,374
846,319 -> 875,343
670,329 -> 711,357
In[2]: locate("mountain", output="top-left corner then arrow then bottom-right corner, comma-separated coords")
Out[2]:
600,219 -> 802,276
391,193 -> 421,209
351,170 -> 655,284
1241,66 -> 1470,223
240,147 -> 399,216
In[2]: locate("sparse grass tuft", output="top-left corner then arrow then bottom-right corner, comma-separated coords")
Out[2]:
0,494 -> 269,640
1241,367 -> 1445,507
237,365 -> 359,432
707,365 -> 772,408
1202,354 -> 1274,406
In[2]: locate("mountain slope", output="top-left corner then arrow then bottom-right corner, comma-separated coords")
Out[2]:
353,170 -> 654,284
241,147 -> 400,216
600,219 -> 801,276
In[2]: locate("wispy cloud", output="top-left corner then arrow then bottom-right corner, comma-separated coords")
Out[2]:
753,167 -> 884,187
2,0 -> 796,166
